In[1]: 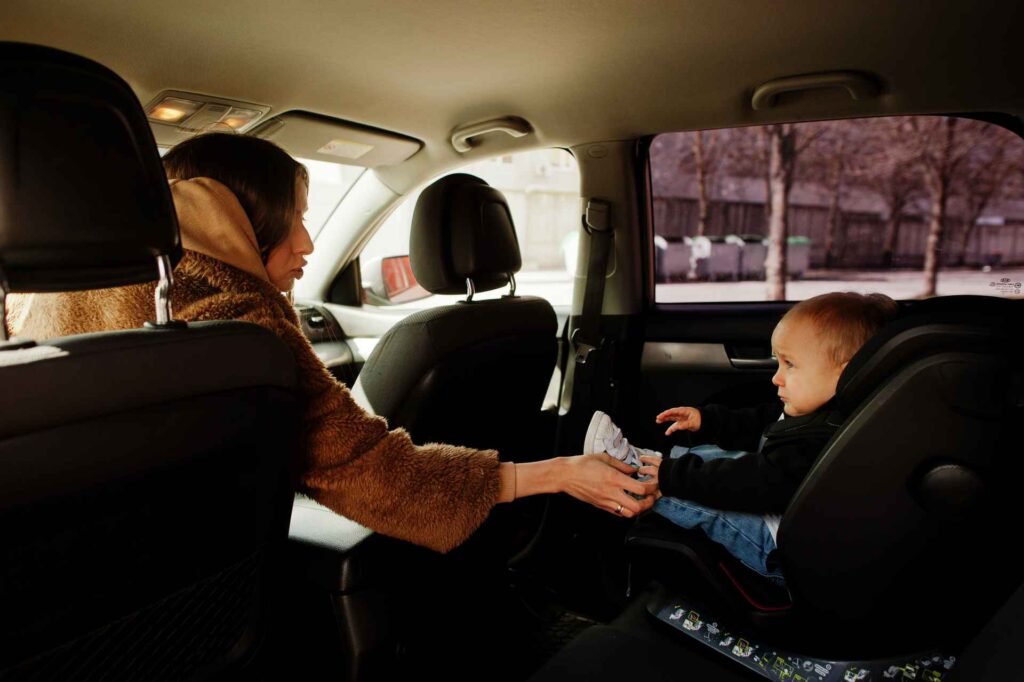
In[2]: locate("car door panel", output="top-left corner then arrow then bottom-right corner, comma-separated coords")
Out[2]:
626,305 -> 788,449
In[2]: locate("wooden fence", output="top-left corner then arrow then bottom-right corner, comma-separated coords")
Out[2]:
653,197 -> 1024,268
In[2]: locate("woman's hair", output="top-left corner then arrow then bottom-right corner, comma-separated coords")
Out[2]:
783,292 -> 900,366
162,133 -> 309,260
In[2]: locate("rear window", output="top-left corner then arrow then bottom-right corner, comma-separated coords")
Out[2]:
649,116 -> 1024,302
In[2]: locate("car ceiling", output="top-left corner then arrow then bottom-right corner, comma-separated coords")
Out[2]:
2,0 -> 1022,185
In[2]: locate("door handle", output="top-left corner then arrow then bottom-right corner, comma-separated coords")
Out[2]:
729,357 -> 778,370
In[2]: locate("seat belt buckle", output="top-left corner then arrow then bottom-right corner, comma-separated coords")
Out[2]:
575,341 -> 597,365
571,328 -> 601,365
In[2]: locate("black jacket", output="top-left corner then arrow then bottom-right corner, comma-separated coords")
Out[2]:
657,400 -> 843,514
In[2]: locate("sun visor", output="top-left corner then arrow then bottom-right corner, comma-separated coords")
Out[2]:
250,112 -> 422,167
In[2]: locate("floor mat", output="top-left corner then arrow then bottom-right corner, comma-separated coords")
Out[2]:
528,610 -> 601,660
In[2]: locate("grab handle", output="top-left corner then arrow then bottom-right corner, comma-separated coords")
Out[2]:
451,116 -> 533,153
751,71 -> 878,110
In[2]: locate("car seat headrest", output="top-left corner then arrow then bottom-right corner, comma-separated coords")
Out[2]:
0,42 -> 180,295
409,173 -> 521,296
835,296 -> 1020,412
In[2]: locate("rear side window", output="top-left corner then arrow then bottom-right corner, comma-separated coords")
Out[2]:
649,117 -> 1024,302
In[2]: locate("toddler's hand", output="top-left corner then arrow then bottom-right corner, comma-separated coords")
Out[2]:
655,406 -> 701,436
638,453 -> 662,501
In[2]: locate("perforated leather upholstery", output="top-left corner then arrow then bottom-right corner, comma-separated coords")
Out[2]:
0,43 -> 300,679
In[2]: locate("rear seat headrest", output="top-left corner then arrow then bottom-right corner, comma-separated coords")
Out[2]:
409,173 -> 522,295
0,42 -> 180,294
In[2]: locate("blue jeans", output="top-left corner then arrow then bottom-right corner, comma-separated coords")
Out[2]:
653,445 -> 786,586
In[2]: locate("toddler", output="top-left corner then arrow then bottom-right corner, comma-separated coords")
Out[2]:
584,292 -> 898,584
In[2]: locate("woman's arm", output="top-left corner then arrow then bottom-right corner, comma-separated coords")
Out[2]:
243,297 -> 657,549
498,454 -> 659,517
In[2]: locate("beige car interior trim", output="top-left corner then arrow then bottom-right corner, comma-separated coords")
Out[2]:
251,111 -> 423,168
3,1 -> 1020,191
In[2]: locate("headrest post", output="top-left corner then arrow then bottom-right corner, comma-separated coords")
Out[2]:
465,277 -> 476,302
508,272 -> 517,297
153,254 -> 174,326
0,261 -> 10,341
0,277 -> 8,342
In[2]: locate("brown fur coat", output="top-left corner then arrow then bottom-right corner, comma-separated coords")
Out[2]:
6,180 -> 501,553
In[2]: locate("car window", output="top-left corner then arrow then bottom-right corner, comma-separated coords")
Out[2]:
360,148 -> 580,310
297,157 -> 365,239
157,149 -> 365,240
649,116 -> 1024,302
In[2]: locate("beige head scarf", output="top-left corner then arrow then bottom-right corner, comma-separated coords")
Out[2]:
169,177 -> 270,282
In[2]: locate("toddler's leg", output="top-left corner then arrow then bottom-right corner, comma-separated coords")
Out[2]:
652,496 -> 785,585
668,444 -> 747,460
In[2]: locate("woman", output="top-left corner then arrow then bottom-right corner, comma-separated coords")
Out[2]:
7,133 -> 657,553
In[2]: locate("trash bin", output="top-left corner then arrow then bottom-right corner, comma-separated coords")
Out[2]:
684,236 -> 709,280
688,235 -> 741,281
657,237 -> 690,282
736,233 -> 768,280
787,236 -> 811,280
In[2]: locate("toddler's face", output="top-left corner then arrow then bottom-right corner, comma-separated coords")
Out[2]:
770,317 -> 847,417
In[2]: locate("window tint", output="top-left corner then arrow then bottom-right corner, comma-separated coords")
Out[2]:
650,117 -> 1024,302
361,148 -> 580,309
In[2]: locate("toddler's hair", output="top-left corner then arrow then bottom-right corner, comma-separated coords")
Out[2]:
783,292 -> 899,366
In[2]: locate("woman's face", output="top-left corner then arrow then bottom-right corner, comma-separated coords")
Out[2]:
265,176 -> 314,292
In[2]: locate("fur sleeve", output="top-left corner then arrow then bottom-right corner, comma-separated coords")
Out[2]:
227,299 -> 502,553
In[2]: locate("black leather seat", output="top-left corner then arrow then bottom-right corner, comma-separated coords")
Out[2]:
0,43 -> 301,679
626,296 -> 1024,657
353,173 -> 558,460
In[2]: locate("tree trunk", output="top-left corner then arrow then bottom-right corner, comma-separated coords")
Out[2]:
881,213 -> 902,269
922,185 -> 948,296
823,156 -> 843,269
956,219 -> 977,267
694,132 -> 709,237
922,117 -> 957,297
765,125 -> 794,301
761,128 -> 772,234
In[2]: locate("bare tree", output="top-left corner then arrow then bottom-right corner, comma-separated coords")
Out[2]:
879,159 -> 923,269
916,117 -> 966,297
692,130 -> 719,237
763,124 -> 824,300
800,121 -> 863,268
857,117 -> 926,269
951,131 -> 1020,266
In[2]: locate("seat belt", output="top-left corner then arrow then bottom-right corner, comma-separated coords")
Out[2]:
572,199 -> 612,365
559,199 -> 614,420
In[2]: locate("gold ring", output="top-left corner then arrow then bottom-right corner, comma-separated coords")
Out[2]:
615,503 -> 623,514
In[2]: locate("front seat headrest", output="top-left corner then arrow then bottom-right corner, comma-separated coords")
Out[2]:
409,173 -> 522,295
0,42 -> 179,293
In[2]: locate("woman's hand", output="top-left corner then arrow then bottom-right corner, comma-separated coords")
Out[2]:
559,453 -> 658,518
655,406 -> 701,436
